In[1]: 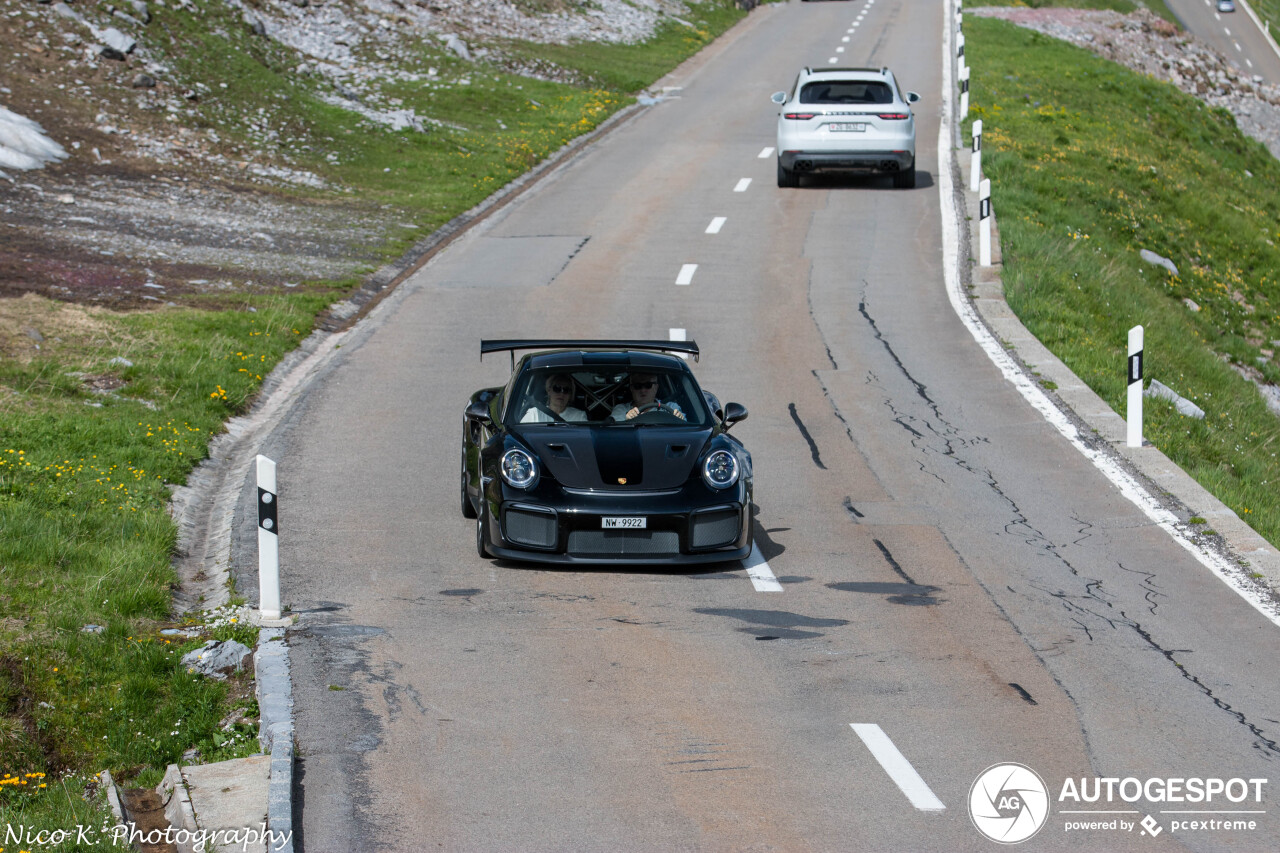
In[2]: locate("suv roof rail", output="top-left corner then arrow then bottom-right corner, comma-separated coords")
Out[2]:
805,66 -> 888,75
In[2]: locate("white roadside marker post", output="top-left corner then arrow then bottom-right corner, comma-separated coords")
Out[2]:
959,65 -> 970,119
957,32 -> 965,65
257,454 -> 282,620
979,178 -> 992,266
970,119 -> 983,192
1127,326 -> 1144,448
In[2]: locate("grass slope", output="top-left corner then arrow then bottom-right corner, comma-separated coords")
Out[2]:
964,15 -> 1280,550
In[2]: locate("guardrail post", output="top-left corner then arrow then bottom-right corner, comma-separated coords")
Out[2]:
970,119 -> 983,192
1127,326 -> 1144,447
257,455 -> 282,620
979,178 -> 992,266
959,65 -> 970,122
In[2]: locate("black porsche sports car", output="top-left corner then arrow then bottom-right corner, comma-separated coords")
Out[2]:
462,340 -> 753,564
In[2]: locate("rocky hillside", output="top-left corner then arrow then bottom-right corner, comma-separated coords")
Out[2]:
0,0 -> 697,315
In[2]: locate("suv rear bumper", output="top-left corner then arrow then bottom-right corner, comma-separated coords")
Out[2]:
779,150 -> 914,174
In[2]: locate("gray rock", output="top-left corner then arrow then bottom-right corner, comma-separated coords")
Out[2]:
131,74 -> 157,89
441,33 -> 471,61
108,356 -> 134,367
112,10 -> 146,28
128,1 -> 151,24
1139,249 -> 1179,277
51,3 -> 86,24
96,27 -> 136,60
1145,379 -> 1206,419
81,624 -> 105,634
24,327 -> 44,342
1183,298 -> 1200,312
181,639 -> 253,680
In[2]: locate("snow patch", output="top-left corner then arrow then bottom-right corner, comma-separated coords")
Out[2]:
0,107 -> 69,171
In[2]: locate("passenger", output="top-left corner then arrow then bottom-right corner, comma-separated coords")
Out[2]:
521,374 -> 587,423
611,372 -> 685,421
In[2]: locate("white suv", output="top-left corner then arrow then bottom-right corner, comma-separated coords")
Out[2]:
771,67 -> 920,188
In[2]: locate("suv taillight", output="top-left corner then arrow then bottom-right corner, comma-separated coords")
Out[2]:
877,113 -> 910,120
784,112 -> 817,120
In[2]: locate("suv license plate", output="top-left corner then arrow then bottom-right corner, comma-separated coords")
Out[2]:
829,122 -> 867,132
602,517 -> 646,529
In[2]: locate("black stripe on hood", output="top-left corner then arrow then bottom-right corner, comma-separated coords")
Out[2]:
592,427 -> 643,485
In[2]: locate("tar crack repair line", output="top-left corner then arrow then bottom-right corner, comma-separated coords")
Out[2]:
788,403 -> 827,470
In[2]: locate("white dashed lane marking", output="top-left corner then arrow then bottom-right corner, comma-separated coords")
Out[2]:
758,147 -> 774,158
850,724 -> 947,812
706,217 -> 726,234
668,328 -> 688,359
744,543 -> 782,592
676,264 -> 697,286
734,178 -> 752,192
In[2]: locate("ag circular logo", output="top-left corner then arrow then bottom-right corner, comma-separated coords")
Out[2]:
969,763 -> 1050,844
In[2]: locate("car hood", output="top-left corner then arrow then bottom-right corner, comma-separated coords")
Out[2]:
515,424 -> 713,490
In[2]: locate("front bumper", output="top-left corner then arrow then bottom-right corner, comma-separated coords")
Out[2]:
778,150 -> 914,174
481,480 -> 752,565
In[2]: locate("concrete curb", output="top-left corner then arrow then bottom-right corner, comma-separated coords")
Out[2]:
254,627 -> 294,852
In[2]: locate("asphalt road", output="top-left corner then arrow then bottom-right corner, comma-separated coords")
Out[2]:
250,1 -> 1280,849
1167,0 -> 1280,84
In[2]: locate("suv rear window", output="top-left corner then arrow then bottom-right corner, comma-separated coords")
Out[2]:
801,81 -> 893,105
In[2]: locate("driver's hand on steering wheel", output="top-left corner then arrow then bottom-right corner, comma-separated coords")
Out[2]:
625,403 -> 685,420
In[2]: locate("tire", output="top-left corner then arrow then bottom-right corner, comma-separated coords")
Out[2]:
777,159 -> 797,188
893,164 -> 916,189
460,452 -> 477,519
475,502 -> 491,559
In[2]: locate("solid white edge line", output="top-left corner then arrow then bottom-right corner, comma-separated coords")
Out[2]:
734,178 -> 752,192
744,543 -> 783,592
850,724 -> 946,812
707,216 -> 727,234
936,0 -> 1280,628
676,263 -> 697,285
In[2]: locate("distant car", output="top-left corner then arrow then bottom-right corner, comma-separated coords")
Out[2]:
1217,0 -> 1235,11
772,66 -> 920,188
462,340 -> 754,565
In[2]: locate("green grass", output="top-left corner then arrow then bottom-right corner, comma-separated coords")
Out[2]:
964,16 -> 1280,544
1,1 -> 748,839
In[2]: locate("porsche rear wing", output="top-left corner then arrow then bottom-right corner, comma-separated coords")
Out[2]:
481,339 -> 700,368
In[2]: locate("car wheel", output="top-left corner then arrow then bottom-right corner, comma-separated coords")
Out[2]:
476,501 -> 491,559
893,164 -> 916,189
777,159 -> 797,188
460,450 -> 477,519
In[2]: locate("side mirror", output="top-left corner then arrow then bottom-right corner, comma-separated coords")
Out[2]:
770,91 -> 787,105
465,400 -> 492,423
721,402 -> 748,429
907,91 -> 921,104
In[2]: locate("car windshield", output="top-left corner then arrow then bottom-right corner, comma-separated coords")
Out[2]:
801,81 -> 894,105
506,364 -> 711,427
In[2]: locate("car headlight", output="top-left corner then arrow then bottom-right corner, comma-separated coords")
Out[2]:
702,450 -> 739,490
501,448 -> 539,490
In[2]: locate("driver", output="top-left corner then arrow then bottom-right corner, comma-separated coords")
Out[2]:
521,373 -> 587,423
612,372 -> 685,421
